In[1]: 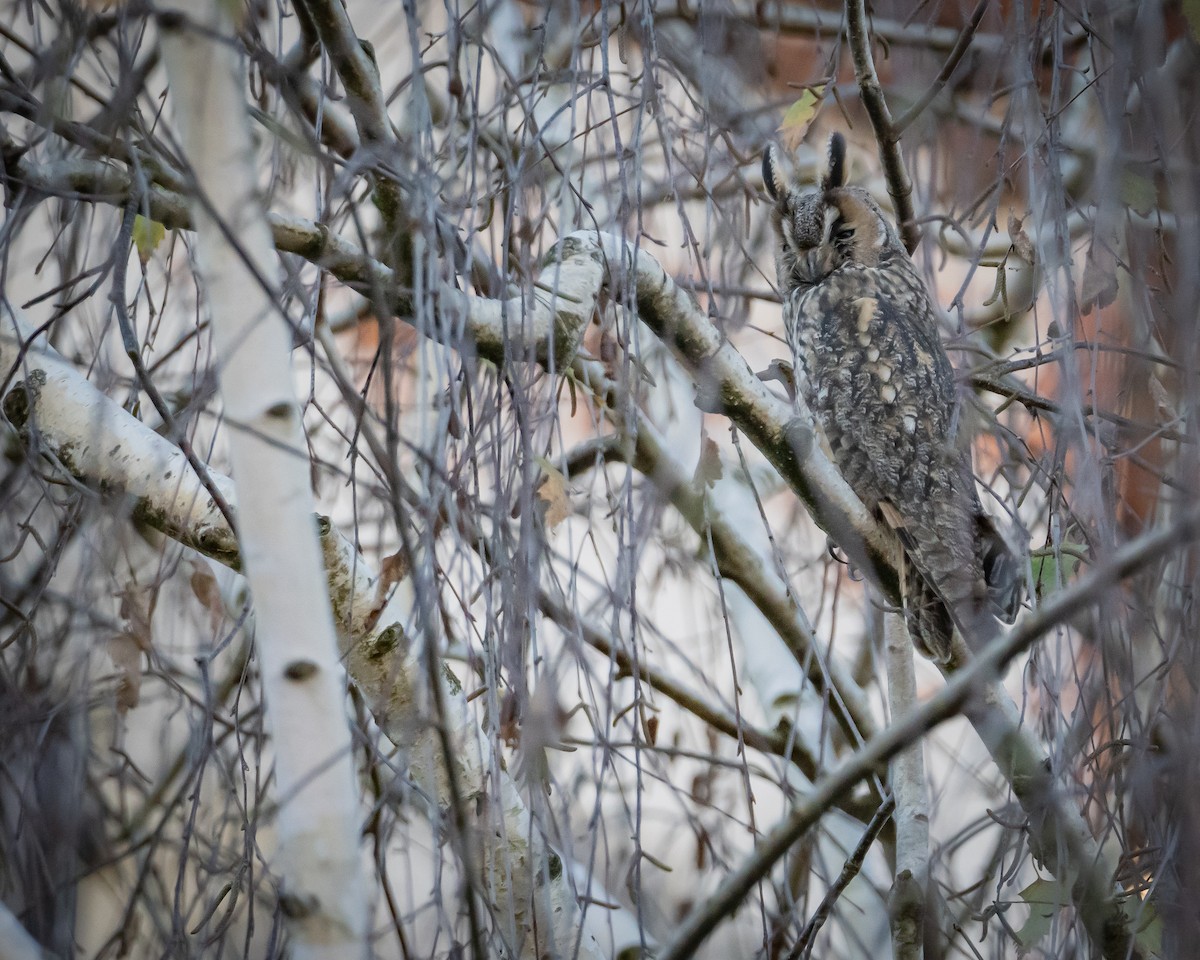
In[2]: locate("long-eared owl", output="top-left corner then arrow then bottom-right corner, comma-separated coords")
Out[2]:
763,133 -> 1022,661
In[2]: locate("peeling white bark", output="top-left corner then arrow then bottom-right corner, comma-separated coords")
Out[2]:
0,308 -> 237,564
0,319 -> 614,959
3,204 -> 1137,956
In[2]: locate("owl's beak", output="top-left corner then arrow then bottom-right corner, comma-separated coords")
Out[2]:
793,247 -> 835,286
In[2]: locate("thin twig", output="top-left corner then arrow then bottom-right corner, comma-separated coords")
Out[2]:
788,795 -> 896,959
109,202 -> 239,537
720,0 -> 1005,55
892,0 -> 991,135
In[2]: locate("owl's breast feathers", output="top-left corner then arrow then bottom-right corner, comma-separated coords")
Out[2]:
787,257 -> 956,506
787,257 -> 1006,659
765,136 -> 1023,660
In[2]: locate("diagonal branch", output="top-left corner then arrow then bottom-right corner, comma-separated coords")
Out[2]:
1,127 -> 1151,952
556,232 -> 1149,960
891,0 -> 990,136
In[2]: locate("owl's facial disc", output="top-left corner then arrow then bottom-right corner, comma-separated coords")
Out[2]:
824,189 -> 896,264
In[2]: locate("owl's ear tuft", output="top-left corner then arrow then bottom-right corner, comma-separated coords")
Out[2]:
762,144 -> 790,203
822,133 -> 847,191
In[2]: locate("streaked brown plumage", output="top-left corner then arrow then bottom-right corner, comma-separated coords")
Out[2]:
763,134 -> 1021,661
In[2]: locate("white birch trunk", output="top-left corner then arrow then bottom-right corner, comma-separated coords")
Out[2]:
884,613 -> 929,960
157,3 -> 367,955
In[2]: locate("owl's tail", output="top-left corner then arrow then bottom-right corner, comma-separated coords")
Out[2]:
898,508 -> 1025,663
976,511 -> 1025,623
902,560 -> 956,663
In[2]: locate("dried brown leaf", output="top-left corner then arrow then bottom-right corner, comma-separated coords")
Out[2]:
1080,243 -> 1119,314
537,461 -> 572,530
1007,212 -> 1036,264
108,633 -> 143,713
693,434 -> 724,489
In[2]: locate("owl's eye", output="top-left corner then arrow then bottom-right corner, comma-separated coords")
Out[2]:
832,223 -> 855,245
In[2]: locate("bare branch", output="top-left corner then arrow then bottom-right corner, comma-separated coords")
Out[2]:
892,0 -> 990,136
789,795 -> 896,959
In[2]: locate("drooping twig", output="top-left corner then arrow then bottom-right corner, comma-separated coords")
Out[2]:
788,794 -> 896,959
109,202 -> 239,540
1,132 -> 1154,952
892,0 -> 991,136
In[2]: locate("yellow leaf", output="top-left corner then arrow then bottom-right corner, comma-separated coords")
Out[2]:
1183,0 -> 1200,40
692,434 -> 723,489
132,214 -> 166,265
1120,172 -> 1157,216
778,86 -> 826,150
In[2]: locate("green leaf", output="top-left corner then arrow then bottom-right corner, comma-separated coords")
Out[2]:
1033,546 -> 1083,597
1120,172 -> 1157,216
1182,0 -> 1200,40
1016,877 -> 1071,948
132,215 -> 166,265
778,86 -> 826,149
1132,900 -> 1163,957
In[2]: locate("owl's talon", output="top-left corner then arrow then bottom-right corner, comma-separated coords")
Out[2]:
693,376 -> 723,414
783,417 -> 814,460
757,359 -> 797,402
826,540 -> 864,581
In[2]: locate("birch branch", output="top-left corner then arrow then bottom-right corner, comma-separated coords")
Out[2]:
562,232 -> 899,599
157,2 -> 367,955
543,231 -> 1148,959
1,124 -> 1153,951
2,145 -> 885,802
0,309 -> 240,567
654,503 -> 1200,960
624,412 -> 880,749
3,195 -> 1149,954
